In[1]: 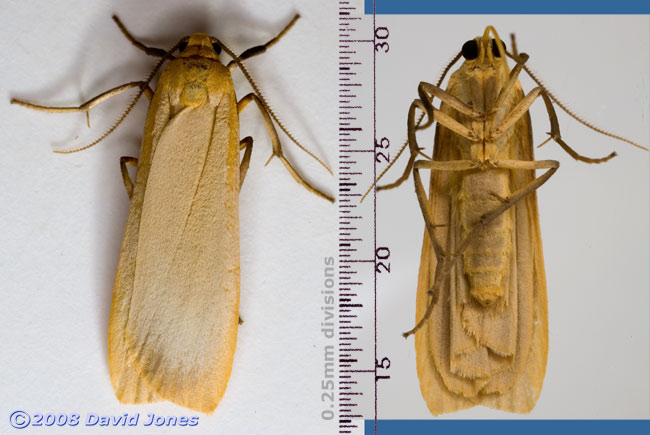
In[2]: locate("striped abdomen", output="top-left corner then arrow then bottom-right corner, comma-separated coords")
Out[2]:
457,169 -> 512,306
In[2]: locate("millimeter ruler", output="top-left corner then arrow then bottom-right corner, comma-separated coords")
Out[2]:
337,1 -> 384,433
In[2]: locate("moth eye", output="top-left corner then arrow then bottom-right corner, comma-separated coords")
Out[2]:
178,41 -> 188,52
491,39 -> 506,58
212,42 -> 222,54
462,40 -> 479,60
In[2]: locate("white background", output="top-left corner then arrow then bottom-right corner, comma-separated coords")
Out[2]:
0,1 -> 337,434
375,16 -> 649,419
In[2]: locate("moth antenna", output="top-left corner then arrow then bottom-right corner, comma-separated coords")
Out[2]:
54,42 -> 181,154
522,63 -> 647,151
360,51 -> 463,202
435,51 -> 463,89
218,40 -> 333,175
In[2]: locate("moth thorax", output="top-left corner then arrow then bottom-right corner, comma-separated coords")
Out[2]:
457,170 -> 512,307
181,82 -> 208,107
467,72 -> 500,113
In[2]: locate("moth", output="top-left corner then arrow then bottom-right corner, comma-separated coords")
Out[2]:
12,15 -> 332,413
374,26 -> 645,415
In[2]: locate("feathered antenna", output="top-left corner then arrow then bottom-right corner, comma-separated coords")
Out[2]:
53,41 -> 182,154
506,33 -> 645,152
217,39 -> 333,175
521,62 -> 646,151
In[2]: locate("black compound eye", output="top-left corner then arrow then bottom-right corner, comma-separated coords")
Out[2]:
491,39 -> 506,58
178,41 -> 188,52
212,42 -> 222,54
462,40 -> 479,60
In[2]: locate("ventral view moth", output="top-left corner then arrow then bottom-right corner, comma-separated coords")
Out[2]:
372,18 -> 648,418
11,14 -> 333,414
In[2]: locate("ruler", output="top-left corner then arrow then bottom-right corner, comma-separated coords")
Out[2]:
337,1 -> 382,434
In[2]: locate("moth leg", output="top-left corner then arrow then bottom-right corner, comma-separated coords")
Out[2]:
119,157 -> 138,199
370,76 -> 474,196
509,33 -> 522,61
415,82 -> 480,144
411,158 -> 481,265
404,158 -> 559,338
490,86 -> 543,141
413,157 -> 559,254
379,93 -> 478,193
112,15 -> 168,58
492,53 -> 529,113
237,93 -> 334,202
405,156 -> 482,339
141,86 -> 154,102
239,136 -> 253,188
419,81 -> 482,120
458,159 -> 559,255
490,88 -> 616,164
538,92 -> 616,163
11,81 -> 153,114
377,100 -> 423,192
12,81 -> 153,130
226,14 -> 300,71
405,156 -> 475,338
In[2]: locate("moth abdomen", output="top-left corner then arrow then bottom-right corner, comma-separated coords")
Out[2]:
458,170 -> 512,306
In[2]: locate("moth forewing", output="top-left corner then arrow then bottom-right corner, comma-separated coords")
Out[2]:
107,45 -> 242,413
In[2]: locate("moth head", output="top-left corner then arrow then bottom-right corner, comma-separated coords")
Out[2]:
461,26 -> 508,71
177,34 -> 222,60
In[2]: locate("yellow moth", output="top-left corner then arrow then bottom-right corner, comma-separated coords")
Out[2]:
12,15 -> 332,413
373,26 -> 646,415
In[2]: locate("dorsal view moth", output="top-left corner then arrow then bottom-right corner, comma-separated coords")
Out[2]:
12,14 -> 333,413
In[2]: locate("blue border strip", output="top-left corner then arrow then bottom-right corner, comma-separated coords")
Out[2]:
365,0 -> 650,14
365,420 -> 650,434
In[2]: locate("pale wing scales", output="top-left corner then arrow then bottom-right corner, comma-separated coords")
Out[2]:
125,94 -> 240,413
108,89 -> 172,405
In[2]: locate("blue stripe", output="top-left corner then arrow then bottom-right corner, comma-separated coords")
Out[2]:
365,0 -> 650,14
365,420 -> 650,434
